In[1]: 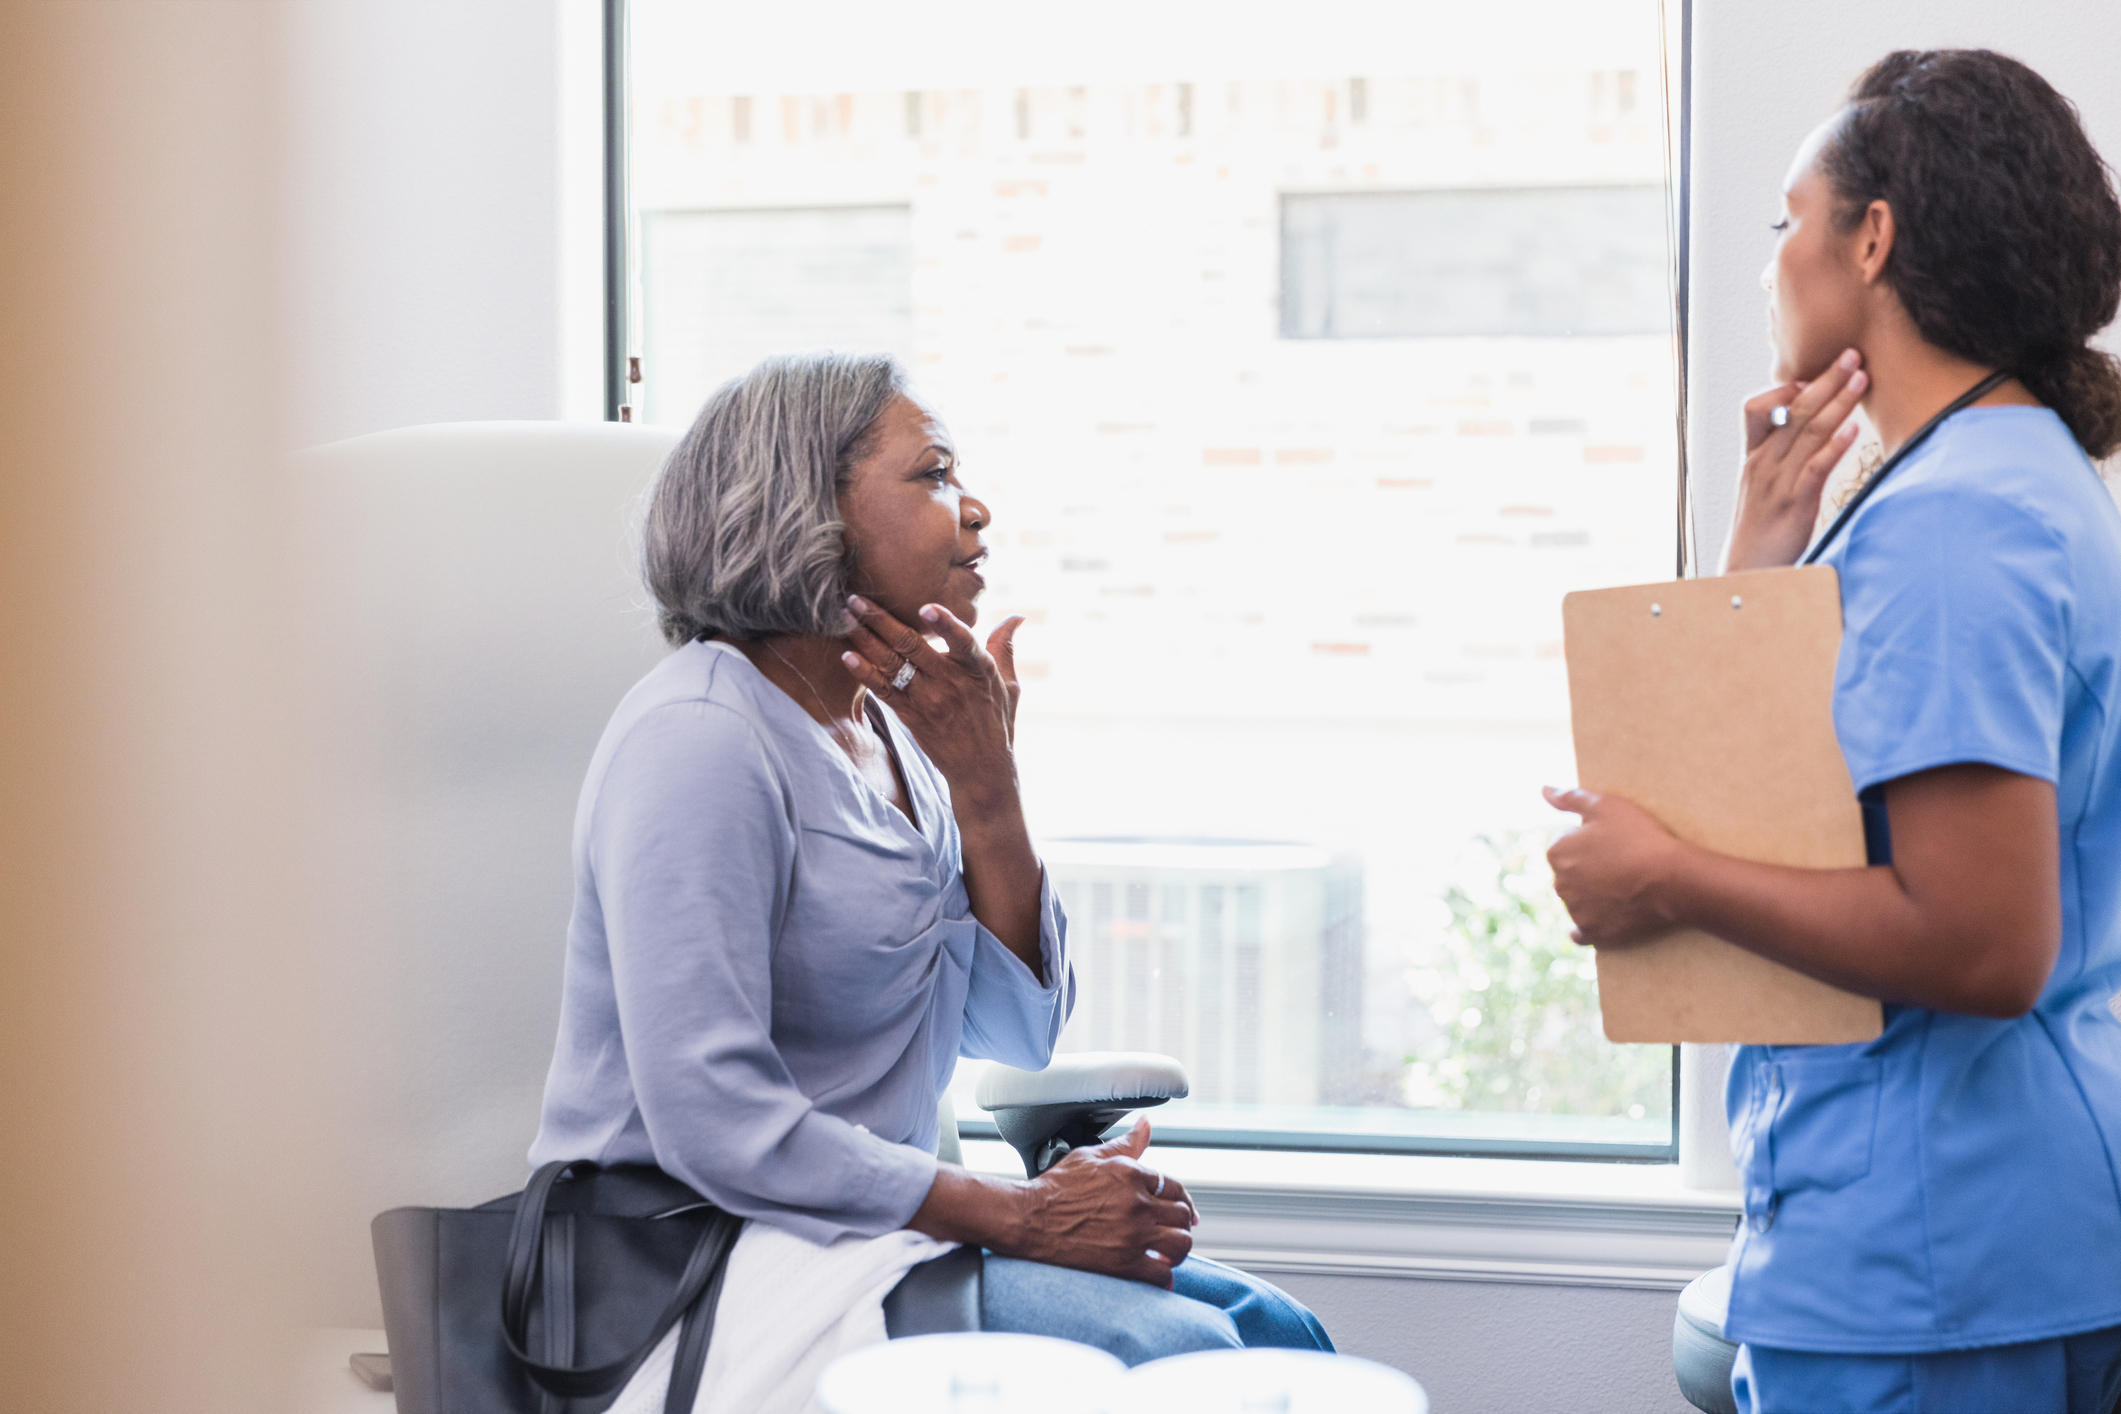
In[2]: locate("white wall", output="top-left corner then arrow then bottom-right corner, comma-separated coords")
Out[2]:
283,0 -> 572,447
1281,1273 -> 1695,1413
1686,0 -> 2121,564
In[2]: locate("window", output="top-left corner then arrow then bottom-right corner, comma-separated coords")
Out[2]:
640,206 -> 914,425
1280,186 -> 1673,339
617,0 -> 1687,1159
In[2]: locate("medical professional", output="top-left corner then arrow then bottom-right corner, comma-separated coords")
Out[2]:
1544,50 -> 2121,1413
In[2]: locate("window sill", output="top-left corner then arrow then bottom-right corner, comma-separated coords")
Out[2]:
960,1139 -> 1740,1291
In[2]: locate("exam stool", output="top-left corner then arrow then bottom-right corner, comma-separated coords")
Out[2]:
881,1052 -> 1191,1338
1672,1262 -> 1739,1414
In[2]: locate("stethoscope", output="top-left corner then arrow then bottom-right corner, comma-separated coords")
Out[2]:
1800,368 -> 2014,564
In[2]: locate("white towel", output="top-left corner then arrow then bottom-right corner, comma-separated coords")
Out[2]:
608,1223 -> 956,1414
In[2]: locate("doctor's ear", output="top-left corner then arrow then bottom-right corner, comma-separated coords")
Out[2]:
1853,199 -> 1897,287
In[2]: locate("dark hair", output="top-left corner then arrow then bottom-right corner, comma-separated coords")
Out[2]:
1821,49 -> 2121,459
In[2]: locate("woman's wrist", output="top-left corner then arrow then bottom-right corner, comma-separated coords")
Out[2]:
947,763 -> 1024,819
1641,834 -> 1701,931
1722,511 -> 1809,573
909,1164 -> 1034,1255
954,791 -> 1032,857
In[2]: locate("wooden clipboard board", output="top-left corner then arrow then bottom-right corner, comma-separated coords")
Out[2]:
1561,566 -> 1884,1044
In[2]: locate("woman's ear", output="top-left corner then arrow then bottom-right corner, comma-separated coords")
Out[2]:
1854,199 -> 1897,286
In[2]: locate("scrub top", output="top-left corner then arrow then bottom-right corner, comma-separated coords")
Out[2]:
1724,407 -> 2121,1354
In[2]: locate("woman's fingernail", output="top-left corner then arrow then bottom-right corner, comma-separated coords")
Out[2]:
1850,370 -> 1868,393
841,651 -> 861,670
1839,348 -> 1861,370
919,605 -> 941,623
847,594 -> 869,612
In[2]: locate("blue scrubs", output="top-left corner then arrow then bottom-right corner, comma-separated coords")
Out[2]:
1722,409 -> 2121,1401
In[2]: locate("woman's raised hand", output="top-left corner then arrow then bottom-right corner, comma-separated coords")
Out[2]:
1724,349 -> 1870,572
1019,1119 -> 1199,1288
842,594 -> 1024,799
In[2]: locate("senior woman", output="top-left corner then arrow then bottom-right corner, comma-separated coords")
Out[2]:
529,352 -> 1332,1363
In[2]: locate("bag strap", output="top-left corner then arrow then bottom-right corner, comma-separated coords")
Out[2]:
662,1224 -> 738,1414
499,1159 -> 741,1404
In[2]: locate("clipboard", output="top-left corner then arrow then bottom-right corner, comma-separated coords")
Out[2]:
1561,566 -> 1884,1044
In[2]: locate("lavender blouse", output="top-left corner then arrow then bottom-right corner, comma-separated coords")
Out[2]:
529,639 -> 1073,1242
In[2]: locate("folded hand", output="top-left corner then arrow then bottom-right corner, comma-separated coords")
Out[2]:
1018,1120 -> 1199,1288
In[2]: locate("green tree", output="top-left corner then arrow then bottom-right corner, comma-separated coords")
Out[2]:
1403,833 -> 1670,1119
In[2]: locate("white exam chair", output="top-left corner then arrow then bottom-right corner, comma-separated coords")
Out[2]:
297,421 -> 1193,1385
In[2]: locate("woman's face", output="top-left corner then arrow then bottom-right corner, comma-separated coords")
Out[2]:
1763,121 -> 1871,383
838,393 -> 990,630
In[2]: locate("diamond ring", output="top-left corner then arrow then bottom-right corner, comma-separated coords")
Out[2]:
1769,405 -> 1791,429
890,662 -> 916,691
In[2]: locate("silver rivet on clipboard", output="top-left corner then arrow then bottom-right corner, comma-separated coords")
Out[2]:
1730,595 -> 1744,609
1650,603 -> 1662,617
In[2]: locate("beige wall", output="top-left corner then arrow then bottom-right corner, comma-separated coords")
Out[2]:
0,3 -> 336,1410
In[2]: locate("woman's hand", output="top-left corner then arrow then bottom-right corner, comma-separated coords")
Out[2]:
842,593 -> 1046,972
842,594 -> 1024,802
1542,786 -> 1688,947
908,1119 -> 1200,1289
1017,1120 -> 1199,1287
1544,769 -> 2059,1018
1723,349 -> 1869,572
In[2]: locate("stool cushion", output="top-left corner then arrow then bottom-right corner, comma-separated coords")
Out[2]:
1672,1264 -> 1739,1414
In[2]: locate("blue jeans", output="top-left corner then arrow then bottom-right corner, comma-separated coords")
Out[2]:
981,1253 -> 1335,1367
1732,1326 -> 2121,1413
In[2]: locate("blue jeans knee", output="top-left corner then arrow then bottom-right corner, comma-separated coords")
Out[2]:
981,1254 -> 1243,1366
1169,1255 -> 1336,1353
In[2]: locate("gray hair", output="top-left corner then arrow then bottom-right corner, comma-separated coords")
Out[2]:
644,351 -> 908,646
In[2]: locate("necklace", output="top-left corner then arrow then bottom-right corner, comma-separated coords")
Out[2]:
766,641 -> 866,759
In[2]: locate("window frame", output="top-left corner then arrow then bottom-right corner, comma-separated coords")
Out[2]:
603,0 -> 1697,1166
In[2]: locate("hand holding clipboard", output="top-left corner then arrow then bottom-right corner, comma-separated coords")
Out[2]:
1556,567 -> 1882,1045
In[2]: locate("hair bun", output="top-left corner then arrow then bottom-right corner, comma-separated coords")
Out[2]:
2020,343 -> 2121,461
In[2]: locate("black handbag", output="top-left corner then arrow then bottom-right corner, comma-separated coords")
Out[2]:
372,1160 -> 742,1414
